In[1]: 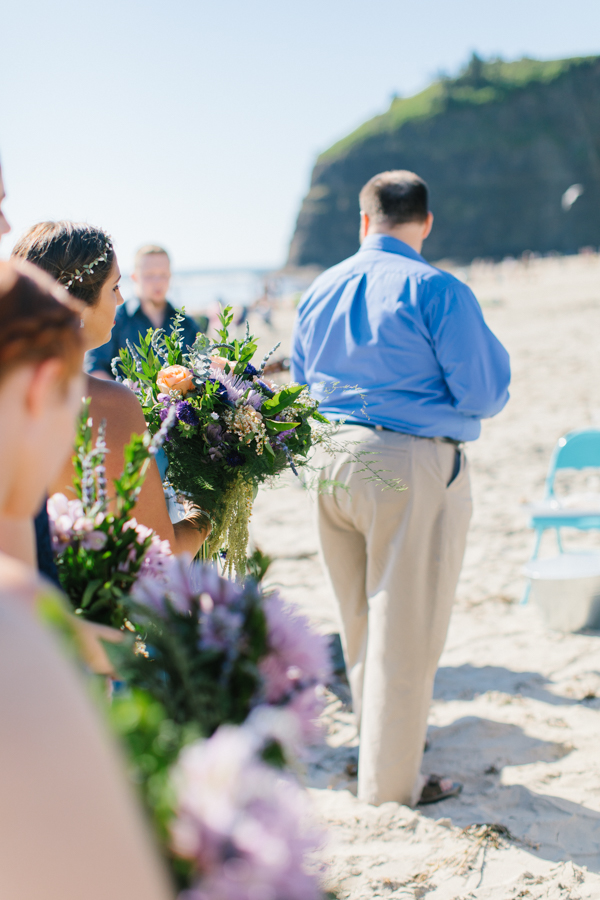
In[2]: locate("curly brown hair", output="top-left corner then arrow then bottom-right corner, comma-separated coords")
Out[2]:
0,260 -> 83,385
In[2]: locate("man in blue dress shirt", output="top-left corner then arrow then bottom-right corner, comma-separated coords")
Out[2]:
292,170 -> 510,807
86,244 -> 199,380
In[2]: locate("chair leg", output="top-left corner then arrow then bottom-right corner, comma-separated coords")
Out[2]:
522,529 -> 543,605
555,528 -> 564,553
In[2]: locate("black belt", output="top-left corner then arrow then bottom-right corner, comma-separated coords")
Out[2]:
352,421 -> 463,448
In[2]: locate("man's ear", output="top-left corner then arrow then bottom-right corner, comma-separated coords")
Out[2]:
359,211 -> 370,243
24,359 -> 65,417
131,269 -> 139,284
422,211 -> 434,241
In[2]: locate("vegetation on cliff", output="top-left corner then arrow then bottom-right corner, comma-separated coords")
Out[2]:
288,55 -> 600,267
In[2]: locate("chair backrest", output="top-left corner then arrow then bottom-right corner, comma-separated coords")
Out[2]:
545,429 -> 600,495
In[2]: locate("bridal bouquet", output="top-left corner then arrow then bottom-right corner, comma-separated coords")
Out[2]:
48,402 -> 174,627
115,307 -> 332,577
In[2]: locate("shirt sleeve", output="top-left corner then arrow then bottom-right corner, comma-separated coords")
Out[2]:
424,278 -> 511,419
84,331 -> 119,377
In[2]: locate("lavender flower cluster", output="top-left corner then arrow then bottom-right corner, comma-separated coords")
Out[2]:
48,496 -> 173,576
132,558 -> 332,744
48,494 -> 108,552
171,719 -> 323,900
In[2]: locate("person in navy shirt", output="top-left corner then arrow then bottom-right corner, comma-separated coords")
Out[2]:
292,170 -> 510,808
86,244 -> 200,379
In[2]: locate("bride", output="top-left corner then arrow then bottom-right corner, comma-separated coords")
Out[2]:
0,257 -> 172,899
11,221 -> 209,564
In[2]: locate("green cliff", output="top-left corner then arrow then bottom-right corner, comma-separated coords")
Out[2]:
287,55 -> 600,267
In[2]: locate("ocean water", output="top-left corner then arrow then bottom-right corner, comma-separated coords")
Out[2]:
120,268 -> 313,316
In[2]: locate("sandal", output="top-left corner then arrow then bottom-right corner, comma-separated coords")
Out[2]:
418,774 -> 462,805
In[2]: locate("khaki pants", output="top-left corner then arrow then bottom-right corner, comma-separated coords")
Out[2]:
316,426 -> 472,806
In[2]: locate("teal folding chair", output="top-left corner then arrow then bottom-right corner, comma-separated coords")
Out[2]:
523,429 -> 600,603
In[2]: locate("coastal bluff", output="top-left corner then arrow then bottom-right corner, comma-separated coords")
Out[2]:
287,55 -> 600,267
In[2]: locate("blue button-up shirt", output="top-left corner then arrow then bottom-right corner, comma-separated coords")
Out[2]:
85,298 -> 201,377
291,234 -> 510,442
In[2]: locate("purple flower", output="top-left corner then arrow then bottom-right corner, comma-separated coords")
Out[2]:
132,553 -> 196,614
256,379 -> 274,397
47,493 -> 109,553
206,423 -> 223,444
171,725 -> 323,900
140,534 -> 173,580
210,367 -> 248,403
80,530 -> 108,551
133,558 -> 245,618
272,428 -> 296,444
200,605 -> 244,652
245,390 -> 263,410
244,363 -> 258,377
225,450 -> 245,467
210,366 -> 262,409
259,594 -> 331,742
176,400 -> 199,427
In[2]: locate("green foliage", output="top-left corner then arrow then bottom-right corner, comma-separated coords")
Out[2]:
53,403 -> 159,627
320,53 -> 599,162
108,689 -> 198,887
246,547 -> 274,583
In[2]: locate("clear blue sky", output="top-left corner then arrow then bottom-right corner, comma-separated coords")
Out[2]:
1,0 -> 599,271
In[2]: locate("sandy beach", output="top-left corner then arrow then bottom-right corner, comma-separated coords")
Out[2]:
249,252 -> 600,898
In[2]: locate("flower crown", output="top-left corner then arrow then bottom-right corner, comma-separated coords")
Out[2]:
61,239 -> 113,290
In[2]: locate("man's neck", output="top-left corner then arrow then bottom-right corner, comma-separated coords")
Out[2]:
139,298 -> 168,329
367,226 -> 424,254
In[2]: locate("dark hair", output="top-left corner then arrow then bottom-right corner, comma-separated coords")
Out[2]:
11,221 -> 115,306
359,170 -> 429,226
0,260 -> 83,384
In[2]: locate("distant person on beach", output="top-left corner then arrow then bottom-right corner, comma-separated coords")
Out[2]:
86,244 -> 199,380
292,170 -> 510,807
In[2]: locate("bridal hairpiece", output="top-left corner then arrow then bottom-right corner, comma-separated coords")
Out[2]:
61,239 -> 113,289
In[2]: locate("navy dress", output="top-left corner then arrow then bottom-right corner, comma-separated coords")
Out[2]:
34,500 -> 61,588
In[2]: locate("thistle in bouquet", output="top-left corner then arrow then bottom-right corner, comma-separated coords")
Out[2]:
115,307 -> 332,578
48,400 -> 174,627
106,557 -> 331,753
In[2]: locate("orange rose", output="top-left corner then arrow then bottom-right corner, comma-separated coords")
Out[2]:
209,355 -> 231,371
156,365 -> 195,396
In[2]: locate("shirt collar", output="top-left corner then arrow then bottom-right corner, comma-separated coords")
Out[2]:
358,233 -> 426,263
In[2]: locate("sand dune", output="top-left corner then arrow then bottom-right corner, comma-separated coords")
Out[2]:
251,252 -> 600,898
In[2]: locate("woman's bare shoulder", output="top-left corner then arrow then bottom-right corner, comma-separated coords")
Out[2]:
87,375 -> 144,410
86,375 -> 147,433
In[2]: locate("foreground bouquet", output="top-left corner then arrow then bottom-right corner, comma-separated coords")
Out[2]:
115,307 -> 332,577
48,401 -> 174,626
108,555 -> 331,747
170,720 -> 324,900
109,694 -> 325,898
